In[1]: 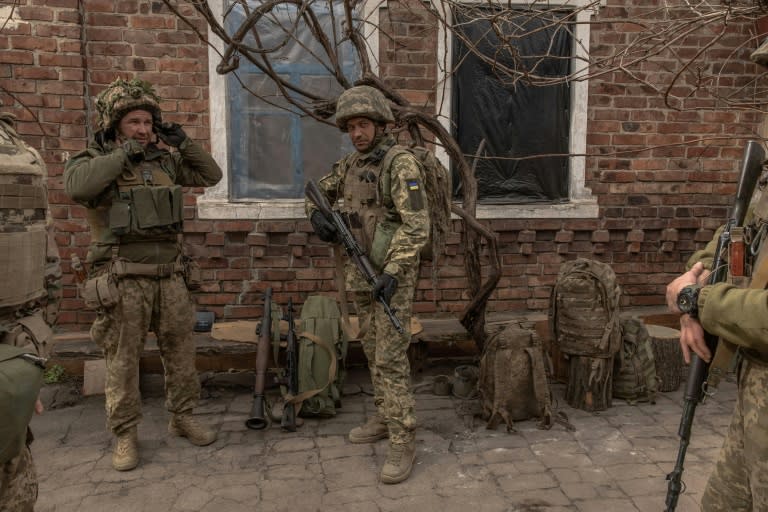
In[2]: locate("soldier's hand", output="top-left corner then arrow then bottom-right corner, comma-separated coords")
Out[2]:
121,139 -> 145,163
372,273 -> 398,307
156,122 -> 188,147
310,210 -> 339,243
679,314 -> 709,364
666,262 -> 705,312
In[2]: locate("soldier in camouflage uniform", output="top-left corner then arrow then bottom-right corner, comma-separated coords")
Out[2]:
64,78 -> 222,471
666,157 -> 768,510
306,85 -> 430,484
0,112 -> 61,511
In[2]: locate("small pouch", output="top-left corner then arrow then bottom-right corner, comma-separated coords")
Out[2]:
108,200 -> 131,236
182,256 -> 201,291
82,273 -> 120,310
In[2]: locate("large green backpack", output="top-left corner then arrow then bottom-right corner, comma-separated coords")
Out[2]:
613,316 -> 658,404
0,344 -> 45,464
296,295 -> 348,418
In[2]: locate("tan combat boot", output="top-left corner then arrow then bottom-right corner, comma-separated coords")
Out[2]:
348,413 -> 388,444
380,439 -> 416,484
112,428 -> 139,471
168,414 -> 217,446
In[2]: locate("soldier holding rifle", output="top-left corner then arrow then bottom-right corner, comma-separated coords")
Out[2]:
666,140 -> 768,511
305,85 -> 430,484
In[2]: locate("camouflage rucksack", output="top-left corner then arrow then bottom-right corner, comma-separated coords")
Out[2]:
296,295 -> 348,417
613,316 -> 658,404
478,323 -> 553,431
381,144 -> 452,260
549,258 -> 622,358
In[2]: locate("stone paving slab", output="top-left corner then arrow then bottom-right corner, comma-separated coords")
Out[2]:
30,367 -> 736,512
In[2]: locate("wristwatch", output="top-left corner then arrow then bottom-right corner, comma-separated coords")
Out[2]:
677,284 -> 701,318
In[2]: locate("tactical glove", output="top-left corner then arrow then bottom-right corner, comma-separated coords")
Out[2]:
372,273 -> 398,307
121,139 -> 145,163
156,122 -> 188,147
310,210 -> 339,243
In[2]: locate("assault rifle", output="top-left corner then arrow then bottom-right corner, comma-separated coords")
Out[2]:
305,179 -> 404,334
665,140 -> 765,511
245,288 -> 272,430
281,298 -> 299,432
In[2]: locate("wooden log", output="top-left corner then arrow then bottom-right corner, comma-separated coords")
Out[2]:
646,324 -> 683,392
565,355 -> 613,411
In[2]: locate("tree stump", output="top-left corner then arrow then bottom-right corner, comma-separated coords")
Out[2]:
565,355 -> 613,411
646,324 -> 683,392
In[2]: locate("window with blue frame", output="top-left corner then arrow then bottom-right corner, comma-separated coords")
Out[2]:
225,0 -> 360,200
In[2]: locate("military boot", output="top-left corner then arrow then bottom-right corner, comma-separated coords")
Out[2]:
112,428 -> 139,471
751,38 -> 768,68
348,413 -> 388,444
168,414 -> 217,446
380,439 -> 416,484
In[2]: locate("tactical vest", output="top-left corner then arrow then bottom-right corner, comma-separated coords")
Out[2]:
0,114 -> 48,309
339,139 -> 397,271
87,150 -> 183,264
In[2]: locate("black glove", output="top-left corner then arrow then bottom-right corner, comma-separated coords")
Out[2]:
121,139 -> 145,163
310,210 -> 339,243
372,273 -> 398,307
156,122 -> 188,147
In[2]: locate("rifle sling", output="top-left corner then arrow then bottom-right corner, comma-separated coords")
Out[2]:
333,247 -> 371,341
707,236 -> 768,389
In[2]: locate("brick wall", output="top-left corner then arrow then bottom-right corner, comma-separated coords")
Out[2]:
0,0 -> 763,330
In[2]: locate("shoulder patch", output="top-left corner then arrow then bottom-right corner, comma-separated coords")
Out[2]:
406,178 -> 424,210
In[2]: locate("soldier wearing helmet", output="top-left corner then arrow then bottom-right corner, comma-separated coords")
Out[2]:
305,85 -> 430,484
64,78 -> 222,472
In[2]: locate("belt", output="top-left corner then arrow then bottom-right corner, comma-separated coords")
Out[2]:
111,260 -> 184,279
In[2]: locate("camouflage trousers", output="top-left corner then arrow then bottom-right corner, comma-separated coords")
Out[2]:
702,358 -> 768,511
353,271 -> 416,445
0,443 -> 37,512
90,273 -> 200,435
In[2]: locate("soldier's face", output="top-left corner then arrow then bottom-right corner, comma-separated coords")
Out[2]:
117,109 -> 154,146
346,117 -> 377,152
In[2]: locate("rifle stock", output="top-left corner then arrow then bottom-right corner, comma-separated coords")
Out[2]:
305,179 -> 404,333
246,288 -> 272,430
665,140 -> 765,511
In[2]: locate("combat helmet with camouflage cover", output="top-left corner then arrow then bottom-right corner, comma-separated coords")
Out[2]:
335,86 -> 394,131
96,78 -> 162,131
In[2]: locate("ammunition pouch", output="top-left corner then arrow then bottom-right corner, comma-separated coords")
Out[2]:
108,184 -> 183,238
81,273 -> 120,311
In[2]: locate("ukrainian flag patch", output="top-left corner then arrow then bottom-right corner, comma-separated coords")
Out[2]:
406,179 -> 424,210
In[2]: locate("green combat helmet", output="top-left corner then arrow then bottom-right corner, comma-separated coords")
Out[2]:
335,85 -> 394,132
95,78 -> 162,131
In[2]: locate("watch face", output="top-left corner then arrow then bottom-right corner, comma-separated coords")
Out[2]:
678,287 -> 697,313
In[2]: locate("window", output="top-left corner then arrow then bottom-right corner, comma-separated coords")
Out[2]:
201,0 -> 598,220
452,7 -> 571,203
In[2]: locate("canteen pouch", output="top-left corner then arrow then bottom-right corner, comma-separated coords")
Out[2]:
81,273 -> 119,310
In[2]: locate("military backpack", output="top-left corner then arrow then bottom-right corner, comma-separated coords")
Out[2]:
613,316 -> 658,404
549,258 -> 622,358
380,144 -> 452,260
478,323 -> 553,431
296,295 -> 348,417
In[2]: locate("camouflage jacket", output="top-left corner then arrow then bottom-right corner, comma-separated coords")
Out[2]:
306,135 -> 430,287
686,203 -> 768,358
64,137 -> 222,265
